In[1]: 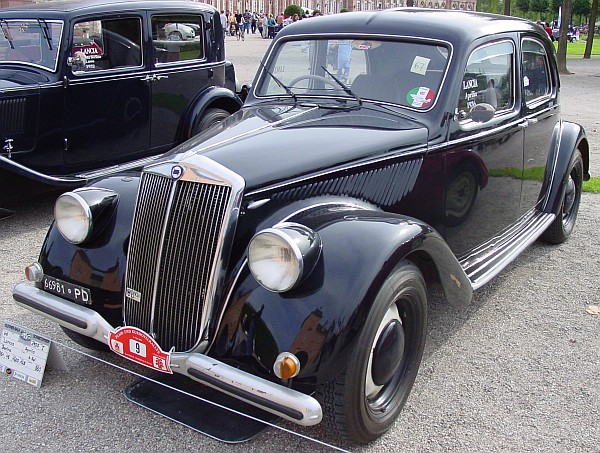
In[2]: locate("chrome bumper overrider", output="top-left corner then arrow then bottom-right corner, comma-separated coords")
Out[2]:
13,283 -> 323,426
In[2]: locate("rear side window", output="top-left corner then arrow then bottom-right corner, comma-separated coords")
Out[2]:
151,14 -> 204,64
71,17 -> 142,73
458,40 -> 515,121
522,39 -> 550,103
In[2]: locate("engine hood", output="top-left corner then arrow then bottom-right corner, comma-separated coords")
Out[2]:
0,68 -> 48,91
164,103 -> 429,191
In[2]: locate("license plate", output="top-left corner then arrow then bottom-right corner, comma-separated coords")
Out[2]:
42,275 -> 92,305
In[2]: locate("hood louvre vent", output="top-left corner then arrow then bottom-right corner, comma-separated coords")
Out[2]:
0,98 -> 26,137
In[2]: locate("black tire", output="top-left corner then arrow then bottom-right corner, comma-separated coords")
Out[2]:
191,108 -> 230,136
61,326 -> 109,351
541,150 -> 583,244
318,261 -> 427,444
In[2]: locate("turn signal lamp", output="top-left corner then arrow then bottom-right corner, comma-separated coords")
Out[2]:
25,262 -> 43,282
273,352 -> 300,379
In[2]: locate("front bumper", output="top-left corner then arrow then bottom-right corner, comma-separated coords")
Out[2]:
13,282 -> 323,426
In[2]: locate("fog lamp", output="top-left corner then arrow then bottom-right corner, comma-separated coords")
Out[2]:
273,352 -> 300,379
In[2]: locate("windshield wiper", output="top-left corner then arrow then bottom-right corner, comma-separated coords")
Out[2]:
37,19 -> 52,50
321,65 -> 362,106
259,59 -> 297,103
0,20 -> 15,49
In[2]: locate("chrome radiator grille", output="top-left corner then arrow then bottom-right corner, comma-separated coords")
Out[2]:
124,168 -> 234,352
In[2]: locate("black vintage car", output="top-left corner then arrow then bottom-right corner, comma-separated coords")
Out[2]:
13,9 -> 590,445
0,0 -> 241,200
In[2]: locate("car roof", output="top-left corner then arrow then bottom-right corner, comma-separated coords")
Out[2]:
276,8 -> 544,45
0,0 -> 215,17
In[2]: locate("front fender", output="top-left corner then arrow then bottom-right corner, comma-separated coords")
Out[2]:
36,174 -> 140,327
212,206 -> 472,387
178,86 -> 243,140
542,120 -> 590,215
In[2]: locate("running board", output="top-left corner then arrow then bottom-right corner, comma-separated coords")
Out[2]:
459,209 -> 555,290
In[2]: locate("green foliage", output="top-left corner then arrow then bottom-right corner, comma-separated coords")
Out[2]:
572,0 -> 591,18
583,178 -> 600,193
516,0 -> 531,13
340,8 -> 350,12
531,0 -> 549,14
284,4 -> 304,17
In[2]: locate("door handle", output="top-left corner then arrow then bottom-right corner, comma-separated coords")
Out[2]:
518,121 -> 529,128
141,74 -> 155,82
155,75 -> 168,81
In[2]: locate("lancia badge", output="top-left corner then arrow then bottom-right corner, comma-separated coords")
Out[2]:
170,165 -> 184,180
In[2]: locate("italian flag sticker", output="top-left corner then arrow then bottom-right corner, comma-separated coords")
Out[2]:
407,87 -> 434,108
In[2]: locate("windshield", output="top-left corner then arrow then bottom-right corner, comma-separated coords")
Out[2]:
0,19 -> 63,71
256,37 -> 450,110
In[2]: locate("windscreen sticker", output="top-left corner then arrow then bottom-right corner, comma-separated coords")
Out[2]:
407,87 -> 435,108
410,56 -> 430,75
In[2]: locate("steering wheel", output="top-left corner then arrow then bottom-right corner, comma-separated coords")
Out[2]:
288,74 -> 340,89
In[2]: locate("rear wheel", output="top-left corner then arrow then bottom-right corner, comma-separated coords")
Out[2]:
191,108 -> 230,136
541,150 -> 583,244
319,262 -> 427,444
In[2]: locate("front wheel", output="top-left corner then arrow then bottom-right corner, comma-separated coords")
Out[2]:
541,150 -> 583,244
319,262 -> 427,444
191,108 -> 230,136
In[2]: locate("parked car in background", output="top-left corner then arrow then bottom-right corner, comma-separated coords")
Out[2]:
14,9 -> 590,446
0,0 -> 242,204
164,22 -> 196,40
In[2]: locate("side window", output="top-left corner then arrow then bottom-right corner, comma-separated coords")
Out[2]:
151,15 -> 204,64
71,17 -> 142,73
458,41 -> 514,121
522,39 -> 550,103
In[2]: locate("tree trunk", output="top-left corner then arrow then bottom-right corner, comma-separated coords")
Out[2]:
584,0 -> 598,59
557,0 -> 573,74
504,0 -> 511,15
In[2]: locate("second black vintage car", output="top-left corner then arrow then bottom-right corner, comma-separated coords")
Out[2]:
13,9 -> 590,445
0,0 -> 241,198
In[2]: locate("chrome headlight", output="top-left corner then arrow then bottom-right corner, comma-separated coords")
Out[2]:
248,223 -> 322,292
54,189 -> 118,244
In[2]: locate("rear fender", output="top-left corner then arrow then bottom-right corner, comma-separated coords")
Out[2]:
213,204 -> 472,385
541,120 -> 590,215
178,86 -> 242,141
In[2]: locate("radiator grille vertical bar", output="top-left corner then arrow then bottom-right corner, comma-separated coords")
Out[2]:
123,173 -> 173,333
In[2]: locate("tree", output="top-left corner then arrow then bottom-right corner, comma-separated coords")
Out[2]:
531,0 -> 549,17
516,0 -> 531,13
583,0 -> 597,59
572,0 -> 591,22
556,0 -> 573,73
504,0 -> 512,15
284,4 -> 304,17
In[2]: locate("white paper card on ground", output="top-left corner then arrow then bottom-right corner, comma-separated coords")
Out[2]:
0,320 -> 63,387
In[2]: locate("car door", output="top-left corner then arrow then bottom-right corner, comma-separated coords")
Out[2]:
519,37 -> 559,212
148,13 -> 211,150
64,15 -> 151,166
445,40 -> 524,254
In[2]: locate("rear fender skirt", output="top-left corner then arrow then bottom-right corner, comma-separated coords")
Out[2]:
213,206 -> 472,385
178,86 -> 243,140
541,120 -> 589,215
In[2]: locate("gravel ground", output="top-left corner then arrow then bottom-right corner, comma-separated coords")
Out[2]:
0,32 -> 598,452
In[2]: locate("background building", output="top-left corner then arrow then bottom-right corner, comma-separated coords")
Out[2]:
2,0 -> 477,16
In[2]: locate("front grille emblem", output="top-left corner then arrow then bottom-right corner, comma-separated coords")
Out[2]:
171,165 -> 184,180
